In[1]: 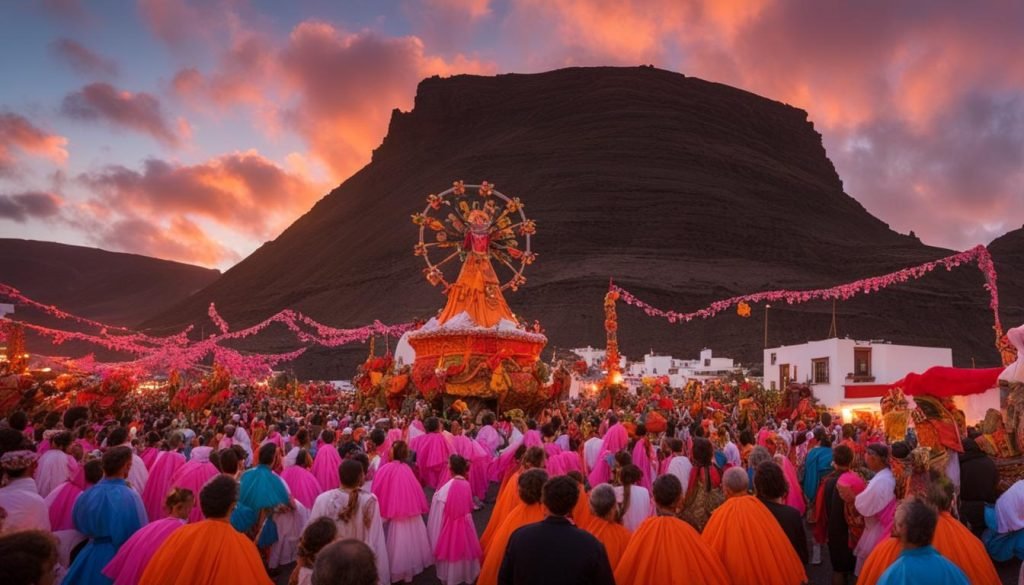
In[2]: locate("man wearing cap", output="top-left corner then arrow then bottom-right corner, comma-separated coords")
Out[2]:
853,443 -> 897,574
0,450 -> 50,532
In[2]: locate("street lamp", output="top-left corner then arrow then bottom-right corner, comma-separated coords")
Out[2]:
764,304 -> 771,348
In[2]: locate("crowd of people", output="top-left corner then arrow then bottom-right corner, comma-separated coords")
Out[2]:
0,384 -> 1022,585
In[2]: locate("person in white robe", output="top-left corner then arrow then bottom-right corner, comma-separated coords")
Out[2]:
0,451 -> 50,534
35,431 -> 78,497
852,443 -> 897,574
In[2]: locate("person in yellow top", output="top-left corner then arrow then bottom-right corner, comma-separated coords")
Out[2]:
139,475 -> 271,585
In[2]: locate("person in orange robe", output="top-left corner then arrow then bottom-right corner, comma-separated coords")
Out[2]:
139,475 -> 271,585
480,446 -> 544,554
701,467 -> 806,585
477,468 -> 548,585
857,477 -> 1000,585
614,474 -> 729,585
583,484 -> 631,571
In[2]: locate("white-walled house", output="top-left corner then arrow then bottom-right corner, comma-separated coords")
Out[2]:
763,338 -> 953,416
625,349 -> 743,387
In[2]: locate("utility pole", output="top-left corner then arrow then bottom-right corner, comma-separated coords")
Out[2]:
828,299 -> 838,338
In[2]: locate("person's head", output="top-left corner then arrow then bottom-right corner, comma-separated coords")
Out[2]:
321,429 -> 336,445
739,429 -> 755,446
83,459 -> 103,485
348,451 -> 369,474
865,443 -> 890,472
842,423 -> 855,439
257,443 -> 278,467
107,426 -> 128,447
926,476 -> 956,513
390,440 -> 410,463
832,444 -> 854,469
448,454 -> 469,477
424,417 -> 441,433
8,411 -> 28,432
589,483 -> 618,521
893,497 -> 938,549
369,429 -> 386,449
692,437 -> 713,467
482,413 -> 495,426
522,446 -> 546,469
164,487 -> 195,520
102,446 -> 133,478
296,449 -> 313,469
167,432 -> 183,451
312,539 -> 378,585
542,476 -> 579,517
199,475 -> 238,519
0,530 -> 58,585
653,473 -> 683,511
51,431 -> 73,452
339,459 -> 364,489
518,468 -> 548,505
722,466 -> 749,498
813,427 -> 832,448
668,438 -> 683,454
295,428 -> 309,446
753,461 -> 788,501
619,464 -> 642,488
298,517 -> 338,566
218,448 -> 240,475
0,450 -> 37,480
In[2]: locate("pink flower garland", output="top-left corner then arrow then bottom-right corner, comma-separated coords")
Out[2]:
611,245 -> 1003,333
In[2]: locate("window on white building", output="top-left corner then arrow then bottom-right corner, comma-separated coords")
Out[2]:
770,353 -> 777,365
812,358 -> 829,384
853,348 -> 872,379
704,358 -> 711,366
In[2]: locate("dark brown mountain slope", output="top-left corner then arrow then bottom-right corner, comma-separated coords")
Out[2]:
0,239 -> 220,328
142,67 -> 1023,378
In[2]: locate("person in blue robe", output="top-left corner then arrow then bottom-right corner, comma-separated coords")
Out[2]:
801,428 -> 833,508
231,442 -> 292,550
878,497 -> 968,585
65,445 -> 147,585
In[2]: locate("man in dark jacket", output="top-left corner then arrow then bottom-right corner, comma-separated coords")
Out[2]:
498,476 -> 615,585
754,460 -> 809,564
959,436 -> 999,536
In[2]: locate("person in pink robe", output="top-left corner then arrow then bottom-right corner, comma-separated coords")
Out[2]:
430,456 -> 482,585
379,428 -> 403,465
140,432 -> 161,471
774,453 -> 806,515
588,421 -> 628,487
279,450 -> 320,510
446,422 -> 491,503
35,431 -> 79,498
169,445 -> 218,523
409,417 -> 453,490
310,429 -> 343,493
475,414 -> 501,457
45,459 -> 102,531
372,441 -> 433,583
142,434 -> 187,521
631,426 -> 657,490
102,487 -> 194,585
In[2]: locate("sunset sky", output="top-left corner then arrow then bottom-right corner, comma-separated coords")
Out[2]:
1,0 -> 1022,269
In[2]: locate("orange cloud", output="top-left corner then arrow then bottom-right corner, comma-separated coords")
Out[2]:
0,113 -> 69,175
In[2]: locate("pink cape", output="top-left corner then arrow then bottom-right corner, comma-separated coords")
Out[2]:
588,423 -> 628,487
449,435 -> 490,501
555,451 -> 582,476
435,478 -> 482,562
475,426 -> 501,456
632,440 -> 655,490
380,429 -> 403,464
372,461 -> 429,519
311,444 -> 342,493
778,456 -> 806,515
523,430 -> 543,448
170,448 -> 218,523
410,432 -> 453,490
102,517 -> 185,585
141,447 -> 159,470
489,436 -> 524,483
280,466 -> 321,510
142,451 -> 186,521
45,467 -> 88,531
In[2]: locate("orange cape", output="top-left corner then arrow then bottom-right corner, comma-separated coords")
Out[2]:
571,484 -> 594,529
138,519 -> 272,585
480,469 -> 521,554
476,502 -> 544,585
858,512 -> 1000,585
584,517 -> 632,571
614,516 -> 729,585
701,495 -> 806,585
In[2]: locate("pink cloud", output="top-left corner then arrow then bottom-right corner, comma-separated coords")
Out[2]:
61,82 -> 183,146
0,191 -> 63,222
0,113 -> 69,175
93,215 -> 241,266
50,38 -> 118,77
78,149 -> 325,238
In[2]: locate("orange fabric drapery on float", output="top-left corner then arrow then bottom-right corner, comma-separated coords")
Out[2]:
435,249 -> 516,327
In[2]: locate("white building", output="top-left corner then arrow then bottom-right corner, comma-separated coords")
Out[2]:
763,338 -> 952,416
570,346 -> 627,370
625,349 -> 742,387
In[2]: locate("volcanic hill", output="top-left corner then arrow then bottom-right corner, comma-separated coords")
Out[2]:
143,67 -> 1023,378
1,239 -> 220,328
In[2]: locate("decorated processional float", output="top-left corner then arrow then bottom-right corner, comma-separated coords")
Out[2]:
355,181 -> 569,414
877,323 -> 1024,492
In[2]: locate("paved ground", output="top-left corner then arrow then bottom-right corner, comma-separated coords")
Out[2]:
276,484 -> 1023,584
